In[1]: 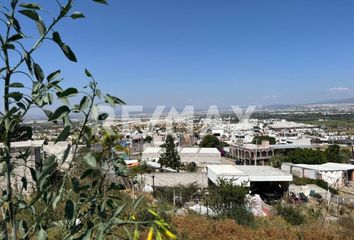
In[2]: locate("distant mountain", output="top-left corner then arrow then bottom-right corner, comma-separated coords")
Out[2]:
310,98 -> 354,105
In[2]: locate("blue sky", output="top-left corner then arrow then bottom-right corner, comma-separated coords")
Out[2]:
5,0 -> 354,108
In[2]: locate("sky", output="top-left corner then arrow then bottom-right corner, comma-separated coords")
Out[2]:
4,0 -> 354,109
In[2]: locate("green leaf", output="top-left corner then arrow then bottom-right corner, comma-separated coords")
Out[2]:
79,96 -> 90,111
60,2 -> 72,17
71,11 -> 85,19
5,43 -> 15,49
52,31 -> 63,45
133,196 -> 144,210
98,113 -> 108,121
52,195 -> 61,209
61,43 -> 77,62
55,126 -> 71,143
105,94 -> 126,106
62,144 -> 71,164
33,63 -> 44,82
84,153 -> 97,168
65,200 -> 75,221
30,167 -> 37,181
93,0 -> 108,4
38,155 -> 57,182
92,105 -> 98,120
80,169 -> 94,179
7,92 -> 23,101
36,18 -> 46,35
57,87 -> 78,98
85,68 -> 92,77
8,33 -> 24,42
71,177 -> 80,193
48,105 -> 70,121
8,82 -> 24,88
113,204 -> 126,218
52,32 -> 77,62
19,9 -> 40,21
19,3 -> 42,10
37,228 -> 47,240
19,9 -> 46,35
47,70 -> 60,81
24,51 -> 33,74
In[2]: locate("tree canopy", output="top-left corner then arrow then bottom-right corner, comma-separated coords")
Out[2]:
199,134 -> 228,149
252,135 -> 276,145
159,135 -> 181,171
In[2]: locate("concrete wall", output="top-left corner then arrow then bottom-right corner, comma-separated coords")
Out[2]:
142,151 -> 221,167
140,172 -> 208,188
319,171 -> 344,189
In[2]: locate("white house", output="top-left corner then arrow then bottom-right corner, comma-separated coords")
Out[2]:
281,162 -> 354,189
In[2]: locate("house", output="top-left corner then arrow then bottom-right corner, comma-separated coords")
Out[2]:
229,140 -> 314,165
281,162 -> 354,189
207,165 -> 293,195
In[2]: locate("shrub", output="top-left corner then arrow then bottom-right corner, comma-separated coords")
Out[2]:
185,162 -> 197,172
275,204 -> 306,226
230,205 -> 255,227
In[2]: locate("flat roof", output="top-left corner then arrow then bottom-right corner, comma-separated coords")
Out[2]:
236,166 -> 293,181
234,143 -> 313,150
207,165 -> 293,182
143,147 -> 161,154
180,148 -> 199,154
288,162 -> 354,171
207,165 -> 247,175
199,148 -> 220,154
143,147 -> 220,155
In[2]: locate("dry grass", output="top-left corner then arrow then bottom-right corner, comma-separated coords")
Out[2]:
172,214 -> 354,240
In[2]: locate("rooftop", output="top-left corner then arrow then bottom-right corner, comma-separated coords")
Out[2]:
207,165 -> 293,182
207,165 -> 247,175
286,162 -> 354,171
143,147 -> 220,155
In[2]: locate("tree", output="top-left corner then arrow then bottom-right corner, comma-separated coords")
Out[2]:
199,134 -> 228,149
324,144 -> 351,163
284,148 -> 327,164
252,135 -> 276,145
325,144 -> 341,163
339,149 -> 352,163
271,155 -> 286,168
0,1 -> 175,239
159,135 -> 181,171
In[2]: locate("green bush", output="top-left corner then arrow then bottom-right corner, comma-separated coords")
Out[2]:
275,204 -> 306,226
230,205 -> 255,227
